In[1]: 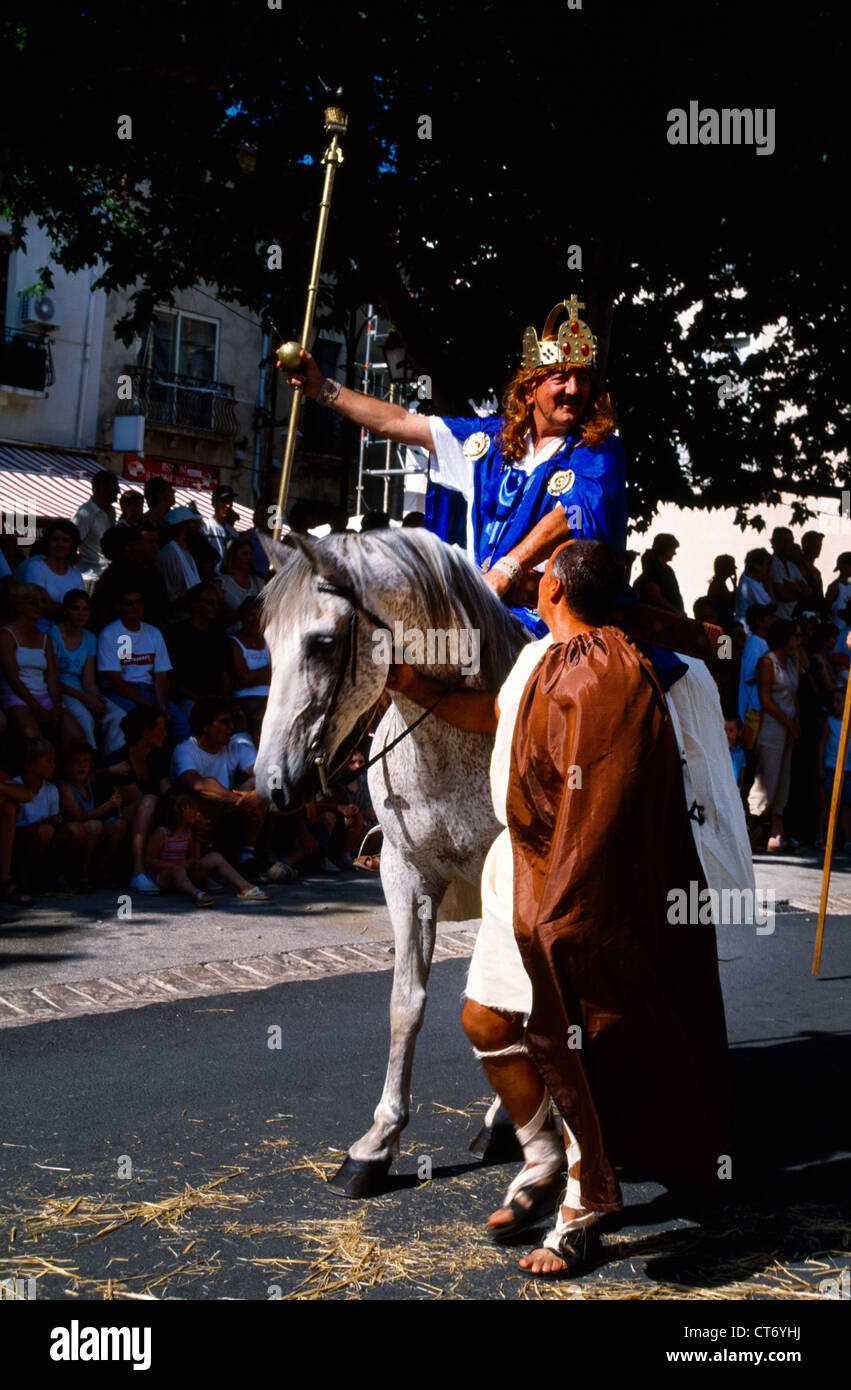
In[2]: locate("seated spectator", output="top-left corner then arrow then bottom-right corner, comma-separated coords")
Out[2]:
90,522 -> 169,633
105,705 -> 172,894
707,555 -> 737,632
187,530 -> 223,586
9,739 -> 77,895
73,469 -> 119,587
57,744 -> 127,887
20,520 -> 87,624
144,789 -> 268,908
401,512 -> 424,529
118,490 -> 144,528
734,548 -> 774,627
692,595 -> 719,626
0,772 -> 34,905
142,477 -> 176,547
49,589 -> 118,750
167,583 -> 233,718
724,711 -> 746,794
634,534 -> 684,613
230,597 -> 270,744
155,507 -> 202,621
202,484 -> 239,563
817,689 -> 851,852
340,748 -> 380,872
220,537 -> 264,632
0,584 -> 84,743
172,697 -> 265,868
96,587 -> 190,752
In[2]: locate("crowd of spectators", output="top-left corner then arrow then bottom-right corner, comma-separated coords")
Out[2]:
0,475 -> 379,908
637,525 -> 851,855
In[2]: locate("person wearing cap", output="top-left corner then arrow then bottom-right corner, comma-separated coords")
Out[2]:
203,485 -> 240,563
155,507 -> 202,623
282,295 -> 625,637
825,553 -> 851,654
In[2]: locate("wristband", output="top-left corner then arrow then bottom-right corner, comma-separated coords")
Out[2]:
492,555 -> 523,582
317,377 -> 343,407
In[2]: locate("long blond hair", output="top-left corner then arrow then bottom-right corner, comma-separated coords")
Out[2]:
496,366 -> 617,463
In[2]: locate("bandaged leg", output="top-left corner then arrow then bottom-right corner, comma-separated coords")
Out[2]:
542,1121 -> 597,1252
473,1037 -> 564,1203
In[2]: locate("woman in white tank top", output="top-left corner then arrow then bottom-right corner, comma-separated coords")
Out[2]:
0,582 -> 84,742
230,596 -> 271,745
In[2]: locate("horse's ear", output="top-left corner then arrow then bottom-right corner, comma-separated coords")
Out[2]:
258,528 -> 310,572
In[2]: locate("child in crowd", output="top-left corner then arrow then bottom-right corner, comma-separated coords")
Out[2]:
816,689 -> 851,852
0,768 -> 34,905
144,790 -> 269,908
724,711 -> 746,795
9,739 -> 76,894
58,744 -> 128,887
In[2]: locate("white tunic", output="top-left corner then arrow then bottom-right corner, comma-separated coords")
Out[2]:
466,639 -> 755,1015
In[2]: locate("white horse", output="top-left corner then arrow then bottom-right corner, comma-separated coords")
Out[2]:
255,528 -> 528,1196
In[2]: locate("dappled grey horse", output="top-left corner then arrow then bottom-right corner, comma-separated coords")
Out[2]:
255,528 -> 527,1195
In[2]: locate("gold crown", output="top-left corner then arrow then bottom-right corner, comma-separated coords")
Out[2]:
521,294 -> 598,371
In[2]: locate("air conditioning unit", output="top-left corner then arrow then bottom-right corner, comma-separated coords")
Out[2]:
20,294 -> 62,329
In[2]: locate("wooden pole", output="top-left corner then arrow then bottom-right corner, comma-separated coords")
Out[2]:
812,671 -> 851,974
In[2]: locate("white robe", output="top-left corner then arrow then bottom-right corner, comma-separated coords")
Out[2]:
466,637 -> 755,1014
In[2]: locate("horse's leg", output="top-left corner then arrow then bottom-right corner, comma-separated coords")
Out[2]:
328,844 -> 442,1198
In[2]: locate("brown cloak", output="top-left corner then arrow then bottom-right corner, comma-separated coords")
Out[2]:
506,627 -> 729,1212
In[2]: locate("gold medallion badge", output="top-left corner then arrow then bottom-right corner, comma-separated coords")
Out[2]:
480,557 -> 491,573
547,468 -> 576,497
463,431 -> 490,461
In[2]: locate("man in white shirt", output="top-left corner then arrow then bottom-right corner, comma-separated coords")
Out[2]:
96,586 -> 190,748
155,506 -> 202,621
734,547 -> 774,628
73,470 -> 119,588
172,696 -> 266,863
202,484 -> 239,563
770,527 -> 811,620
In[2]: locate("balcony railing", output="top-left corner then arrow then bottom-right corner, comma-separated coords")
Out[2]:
116,365 -> 238,437
0,329 -> 55,393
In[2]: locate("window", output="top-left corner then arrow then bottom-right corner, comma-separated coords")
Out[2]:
145,309 -> 219,381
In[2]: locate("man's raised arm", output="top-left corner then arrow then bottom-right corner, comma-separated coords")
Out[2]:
283,349 -> 436,452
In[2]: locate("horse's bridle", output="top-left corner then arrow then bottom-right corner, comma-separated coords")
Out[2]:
305,577 -> 457,795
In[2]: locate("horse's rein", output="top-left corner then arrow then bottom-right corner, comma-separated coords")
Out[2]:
306,578 -> 460,794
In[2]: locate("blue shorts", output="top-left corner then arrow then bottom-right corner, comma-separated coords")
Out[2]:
822,769 -> 851,806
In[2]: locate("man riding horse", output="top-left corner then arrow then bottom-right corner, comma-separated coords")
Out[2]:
283,294 -> 621,637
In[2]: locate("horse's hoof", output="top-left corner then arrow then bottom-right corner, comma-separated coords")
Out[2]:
470,1121 -> 523,1164
326,1154 -> 393,1198
469,1124 -> 491,1158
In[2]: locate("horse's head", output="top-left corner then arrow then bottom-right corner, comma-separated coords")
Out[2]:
254,532 -> 390,810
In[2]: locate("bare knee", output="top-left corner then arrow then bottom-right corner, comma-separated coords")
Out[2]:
461,999 -> 523,1052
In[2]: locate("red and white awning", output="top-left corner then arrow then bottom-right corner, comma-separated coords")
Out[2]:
0,445 -> 253,533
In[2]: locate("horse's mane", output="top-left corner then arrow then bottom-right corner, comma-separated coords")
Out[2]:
263,528 -> 529,691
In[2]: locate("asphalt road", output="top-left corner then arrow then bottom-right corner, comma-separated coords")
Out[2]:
1,901 -> 848,1303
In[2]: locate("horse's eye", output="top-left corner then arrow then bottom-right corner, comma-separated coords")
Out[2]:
306,633 -> 336,659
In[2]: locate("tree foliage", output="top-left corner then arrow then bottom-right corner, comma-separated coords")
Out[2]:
0,0 -> 846,521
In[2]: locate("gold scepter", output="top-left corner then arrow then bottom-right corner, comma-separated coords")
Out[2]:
813,664 -> 851,974
273,103 -> 348,541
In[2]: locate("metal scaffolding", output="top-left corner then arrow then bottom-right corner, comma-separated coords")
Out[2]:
354,306 -> 428,520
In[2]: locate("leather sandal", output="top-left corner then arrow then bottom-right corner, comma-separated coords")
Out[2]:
489,1169 -> 565,1245
521,1218 -> 604,1280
